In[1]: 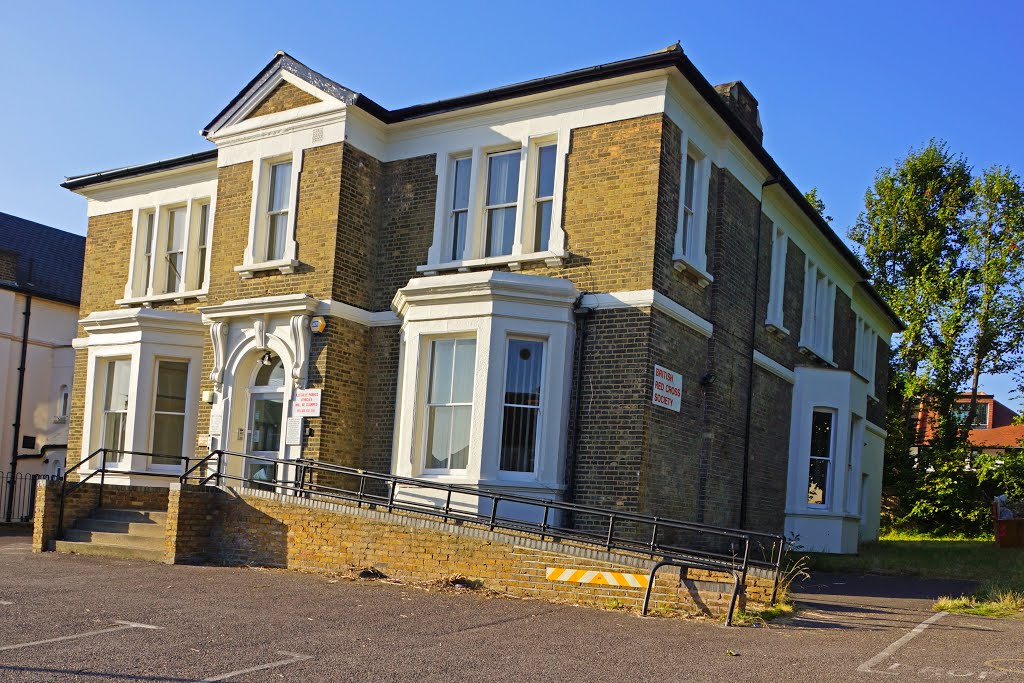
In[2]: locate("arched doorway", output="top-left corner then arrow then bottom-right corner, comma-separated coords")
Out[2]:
245,351 -> 285,490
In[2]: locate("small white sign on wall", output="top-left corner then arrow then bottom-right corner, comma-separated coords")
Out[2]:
208,407 -> 224,435
293,388 -> 322,417
652,364 -> 682,412
285,417 -> 304,446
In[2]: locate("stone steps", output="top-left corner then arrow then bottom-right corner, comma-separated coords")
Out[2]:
55,506 -> 167,562
54,540 -> 164,562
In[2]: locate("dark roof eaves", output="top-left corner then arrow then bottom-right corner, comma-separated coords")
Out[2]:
0,281 -> 80,307
61,149 -> 218,191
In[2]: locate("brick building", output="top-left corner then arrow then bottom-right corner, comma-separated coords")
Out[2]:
62,46 -> 901,553
914,392 -> 1022,456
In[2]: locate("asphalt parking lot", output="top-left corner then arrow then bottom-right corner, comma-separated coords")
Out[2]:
0,532 -> 1021,682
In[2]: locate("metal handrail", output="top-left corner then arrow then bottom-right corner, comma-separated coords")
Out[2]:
180,449 -> 786,625
56,448 -> 193,540
183,450 -> 786,572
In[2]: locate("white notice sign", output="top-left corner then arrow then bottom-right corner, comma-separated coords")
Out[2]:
293,388 -> 322,417
208,407 -> 224,435
652,364 -> 682,412
285,417 -> 304,446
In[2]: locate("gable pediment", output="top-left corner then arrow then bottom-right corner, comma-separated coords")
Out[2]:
203,52 -> 358,138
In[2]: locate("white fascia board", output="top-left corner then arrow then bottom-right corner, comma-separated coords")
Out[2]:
345,73 -> 670,163
80,164 -> 218,217
753,350 -> 796,384
578,290 -> 713,339
80,307 -> 205,333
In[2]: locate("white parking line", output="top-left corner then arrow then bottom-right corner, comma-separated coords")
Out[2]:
0,620 -> 161,652
857,611 -> 948,674
199,651 -> 312,681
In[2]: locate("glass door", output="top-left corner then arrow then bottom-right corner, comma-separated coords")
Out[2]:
245,355 -> 285,490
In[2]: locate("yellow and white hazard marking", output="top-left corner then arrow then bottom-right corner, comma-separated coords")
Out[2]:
546,567 -> 649,588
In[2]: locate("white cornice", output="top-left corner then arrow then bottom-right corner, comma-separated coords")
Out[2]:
199,294 -> 320,322
579,290 -> 713,339
392,271 -> 580,320
753,350 -> 796,384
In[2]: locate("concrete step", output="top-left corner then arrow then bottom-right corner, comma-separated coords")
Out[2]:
90,508 -> 167,526
75,517 -> 166,537
63,528 -> 165,550
54,540 -> 164,562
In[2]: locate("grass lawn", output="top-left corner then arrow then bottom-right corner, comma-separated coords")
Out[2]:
804,532 -> 1024,617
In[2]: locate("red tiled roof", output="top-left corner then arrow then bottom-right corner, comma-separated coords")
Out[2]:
970,424 -> 1024,448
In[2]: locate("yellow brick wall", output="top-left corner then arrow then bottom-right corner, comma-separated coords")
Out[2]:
244,82 -> 319,120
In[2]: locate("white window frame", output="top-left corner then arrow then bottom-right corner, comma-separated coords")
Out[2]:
672,134 -> 712,287
765,226 -> 789,334
55,384 -> 70,423
498,335 -> 548,479
422,135 -> 567,274
853,316 -> 877,397
98,357 -> 132,468
236,153 -> 301,278
419,336 -> 477,475
148,358 -> 191,471
799,258 -> 836,364
122,197 -> 215,305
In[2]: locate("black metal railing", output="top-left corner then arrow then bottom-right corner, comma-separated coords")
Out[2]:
180,449 -> 788,624
1,472 -> 59,523
56,448 -> 192,540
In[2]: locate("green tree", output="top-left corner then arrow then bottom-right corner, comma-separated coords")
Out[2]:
850,142 -> 1024,534
804,187 -> 834,224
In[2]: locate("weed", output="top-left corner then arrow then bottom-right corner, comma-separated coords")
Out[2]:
935,582 -> 1024,618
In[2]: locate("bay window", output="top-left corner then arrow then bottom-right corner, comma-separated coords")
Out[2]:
424,338 -> 476,471
427,138 -> 565,272
500,339 -> 545,474
392,272 -> 578,520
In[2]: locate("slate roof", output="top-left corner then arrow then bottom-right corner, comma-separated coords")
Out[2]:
0,212 -> 85,305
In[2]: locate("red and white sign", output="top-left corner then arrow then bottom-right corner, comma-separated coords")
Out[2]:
293,388 -> 322,417
652,364 -> 682,412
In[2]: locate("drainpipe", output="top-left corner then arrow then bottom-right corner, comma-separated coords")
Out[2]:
738,179 -> 778,531
563,296 -> 593,516
5,261 -> 33,523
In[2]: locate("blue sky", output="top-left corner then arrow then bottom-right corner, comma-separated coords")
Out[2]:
2,0 -> 1022,404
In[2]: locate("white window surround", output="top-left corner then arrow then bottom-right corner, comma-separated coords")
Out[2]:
765,226 -> 789,335
672,134 -> 713,287
236,152 -> 302,277
853,316 -> 877,398
421,135 -> 569,274
391,271 -> 577,497
121,197 -> 216,306
73,308 -> 206,480
799,258 -> 836,365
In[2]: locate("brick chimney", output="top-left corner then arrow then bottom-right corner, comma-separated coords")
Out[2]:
714,81 -> 763,144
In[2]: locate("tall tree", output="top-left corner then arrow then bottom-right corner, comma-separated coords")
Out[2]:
804,187 -> 834,224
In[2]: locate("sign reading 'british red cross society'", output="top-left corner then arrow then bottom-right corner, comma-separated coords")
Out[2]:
652,364 -> 682,412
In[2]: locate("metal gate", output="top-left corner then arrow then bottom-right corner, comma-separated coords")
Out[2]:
1,472 -> 57,523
